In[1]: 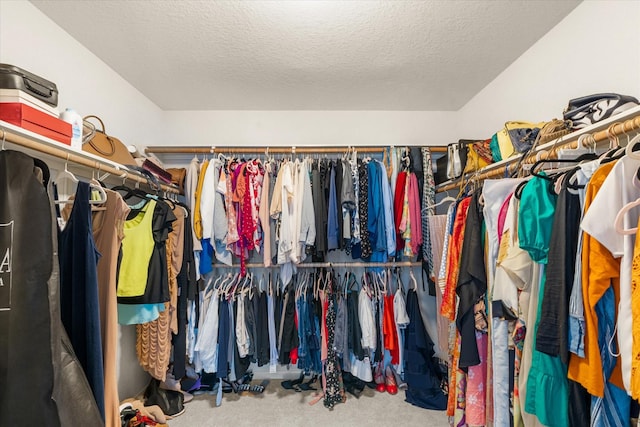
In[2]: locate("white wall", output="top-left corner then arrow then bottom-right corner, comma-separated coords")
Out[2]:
0,0 -> 164,148
162,110 -> 457,148
456,0 -> 640,138
0,0 -> 160,399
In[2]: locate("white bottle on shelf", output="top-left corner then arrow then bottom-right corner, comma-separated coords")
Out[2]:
60,108 -> 83,150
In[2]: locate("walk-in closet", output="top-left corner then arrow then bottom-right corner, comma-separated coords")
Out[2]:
1,1 -> 640,426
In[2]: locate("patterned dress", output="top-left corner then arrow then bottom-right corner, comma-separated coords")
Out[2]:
323,290 -> 345,409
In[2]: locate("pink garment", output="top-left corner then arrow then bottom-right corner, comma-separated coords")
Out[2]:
248,161 -> 264,249
408,173 -> 422,255
240,163 -> 253,276
497,193 -> 513,245
466,331 -> 488,426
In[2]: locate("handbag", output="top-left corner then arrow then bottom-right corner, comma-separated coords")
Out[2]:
141,158 -> 172,184
463,139 -> 493,174
167,168 -> 186,193
564,93 -> 639,130
82,115 -> 136,166
536,118 -> 572,145
495,121 -> 547,160
446,140 -> 467,180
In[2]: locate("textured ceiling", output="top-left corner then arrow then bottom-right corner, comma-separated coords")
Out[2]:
31,0 -> 580,111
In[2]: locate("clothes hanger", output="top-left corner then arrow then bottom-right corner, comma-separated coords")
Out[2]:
209,272 -> 228,295
613,195 -> 640,235
624,133 -> 640,160
557,134 -> 595,160
215,272 -> 234,297
54,157 -> 107,205
426,196 -> 456,210
88,167 -> 108,207
409,268 -> 418,292
530,153 -> 598,181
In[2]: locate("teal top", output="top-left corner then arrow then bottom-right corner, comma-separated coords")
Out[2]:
519,175 -> 568,427
518,174 -> 557,264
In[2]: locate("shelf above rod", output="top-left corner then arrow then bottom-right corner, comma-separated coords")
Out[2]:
0,125 -> 180,194
436,109 -> 640,193
211,261 -> 421,269
145,145 -> 447,155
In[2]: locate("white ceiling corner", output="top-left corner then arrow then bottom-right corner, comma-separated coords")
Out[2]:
30,0 -> 581,111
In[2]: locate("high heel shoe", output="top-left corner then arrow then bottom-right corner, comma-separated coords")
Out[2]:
374,363 -> 386,393
385,366 -> 398,395
389,365 -> 407,390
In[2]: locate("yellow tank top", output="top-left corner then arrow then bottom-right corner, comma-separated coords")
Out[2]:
117,200 -> 157,297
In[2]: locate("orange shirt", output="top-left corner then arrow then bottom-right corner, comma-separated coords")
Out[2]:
568,161 -> 624,397
441,196 -> 471,321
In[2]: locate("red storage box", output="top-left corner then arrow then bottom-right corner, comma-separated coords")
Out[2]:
0,102 -> 71,145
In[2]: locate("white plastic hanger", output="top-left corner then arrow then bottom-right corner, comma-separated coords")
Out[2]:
557,134 -> 595,159
625,133 -> 640,160
89,167 -> 108,205
426,196 -> 456,210
614,196 -> 640,235
54,159 -> 107,205
409,268 -> 418,292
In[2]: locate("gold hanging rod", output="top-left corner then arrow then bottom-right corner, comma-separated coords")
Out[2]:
0,126 -> 180,194
211,261 -> 421,269
145,145 -> 447,155
436,113 -> 640,193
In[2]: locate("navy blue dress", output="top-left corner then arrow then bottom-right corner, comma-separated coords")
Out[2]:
404,288 -> 447,410
58,181 -> 105,419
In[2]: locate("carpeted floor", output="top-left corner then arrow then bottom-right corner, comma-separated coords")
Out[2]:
168,382 -> 449,427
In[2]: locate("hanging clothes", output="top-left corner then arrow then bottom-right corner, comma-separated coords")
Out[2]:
358,160 -> 372,260
88,189 -> 130,427
185,156 -> 203,278
323,290 -> 344,409
421,147 -> 436,277
441,197 -> 471,321
580,155 -> 640,395
58,181 -> 105,419
173,202 -> 195,381
568,161 -> 619,396
0,151 -> 102,426
136,203 -> 184,381
404,288 -> 447,410
382,293 -> 400,365
481,178 -> 524,427
518,174 -> 569,427
456,191 -> 486,369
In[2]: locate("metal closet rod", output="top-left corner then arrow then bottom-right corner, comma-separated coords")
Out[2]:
145,145 -> 447,155
211,261 -> 421,269
0,127 -> 180,194
436,113 -> 640,193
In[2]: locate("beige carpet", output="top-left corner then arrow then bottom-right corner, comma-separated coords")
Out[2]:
168,382 -> 449,427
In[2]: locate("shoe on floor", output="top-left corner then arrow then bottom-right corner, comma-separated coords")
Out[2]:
144,379 -> 186,418
161,372 -> 194,403
385,366 -> 398,395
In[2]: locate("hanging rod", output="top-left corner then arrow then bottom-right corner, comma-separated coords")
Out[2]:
0,124 -> 180,194
211,261 -> 421,269
145,145 -> 447,155
436,109 -> 640,193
